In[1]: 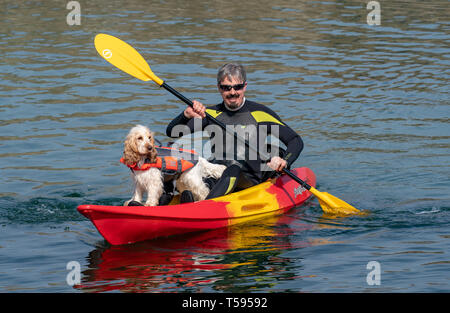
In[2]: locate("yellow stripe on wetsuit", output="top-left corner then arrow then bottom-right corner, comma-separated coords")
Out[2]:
250,111 -> 285,126
225,177 -> 237,195
206,109 -> 223,118
206,109 -> 284,126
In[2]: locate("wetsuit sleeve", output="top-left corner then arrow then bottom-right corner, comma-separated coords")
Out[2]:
166,112 -> 209,138
166,112 -> 190,137
264,108 -> 303,166
282,133 -> 303,167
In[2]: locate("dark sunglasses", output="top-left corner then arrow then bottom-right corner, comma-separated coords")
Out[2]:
219,83 -> 246,91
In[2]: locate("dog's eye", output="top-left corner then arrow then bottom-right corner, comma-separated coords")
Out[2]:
138,136 -> 143,140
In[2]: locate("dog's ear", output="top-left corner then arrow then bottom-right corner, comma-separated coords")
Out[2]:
122,135 -> 140,166
150,131 -> 155,147
148,148 -> 157,163
147,132 -> 158,163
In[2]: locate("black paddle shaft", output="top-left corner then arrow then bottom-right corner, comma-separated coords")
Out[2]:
160,82 -> 312,191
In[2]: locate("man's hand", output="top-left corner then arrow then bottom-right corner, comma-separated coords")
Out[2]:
267,156 -> 287,172
184,100 -> 206,118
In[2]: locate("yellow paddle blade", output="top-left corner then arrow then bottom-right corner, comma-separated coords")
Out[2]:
94,33 -> 164,85
309,186 -> 360,215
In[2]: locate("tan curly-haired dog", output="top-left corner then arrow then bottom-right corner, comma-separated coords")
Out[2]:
122,125 -> 225,206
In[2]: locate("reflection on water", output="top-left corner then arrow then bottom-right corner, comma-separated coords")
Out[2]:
77,213 -> 313,293
0,0 -> 449,292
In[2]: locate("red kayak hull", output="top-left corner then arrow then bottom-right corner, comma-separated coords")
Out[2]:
77,167 -> 316,245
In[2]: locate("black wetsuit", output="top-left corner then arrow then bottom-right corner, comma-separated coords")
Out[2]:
166,100 -> 303,198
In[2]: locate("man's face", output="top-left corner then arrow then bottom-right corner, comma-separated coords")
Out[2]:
218,76 -> 247,109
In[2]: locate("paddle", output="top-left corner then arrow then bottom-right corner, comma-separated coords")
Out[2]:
94,33 -> 360,215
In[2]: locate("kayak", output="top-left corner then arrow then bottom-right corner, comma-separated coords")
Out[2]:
77,167 -> 316,245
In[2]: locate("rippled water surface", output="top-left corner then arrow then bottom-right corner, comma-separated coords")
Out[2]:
0,0 -> 449,292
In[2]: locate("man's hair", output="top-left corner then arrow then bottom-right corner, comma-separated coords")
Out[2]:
217,63 -> 247,84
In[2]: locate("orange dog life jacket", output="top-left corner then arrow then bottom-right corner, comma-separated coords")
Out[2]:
120,146 -> 199,176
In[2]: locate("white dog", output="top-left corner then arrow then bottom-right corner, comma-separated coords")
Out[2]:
121,125 -> 225,206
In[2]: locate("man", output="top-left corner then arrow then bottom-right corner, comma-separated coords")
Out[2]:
166,63 -> 303,200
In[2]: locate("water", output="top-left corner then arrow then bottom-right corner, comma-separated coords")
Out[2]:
0,0 -> 449,293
